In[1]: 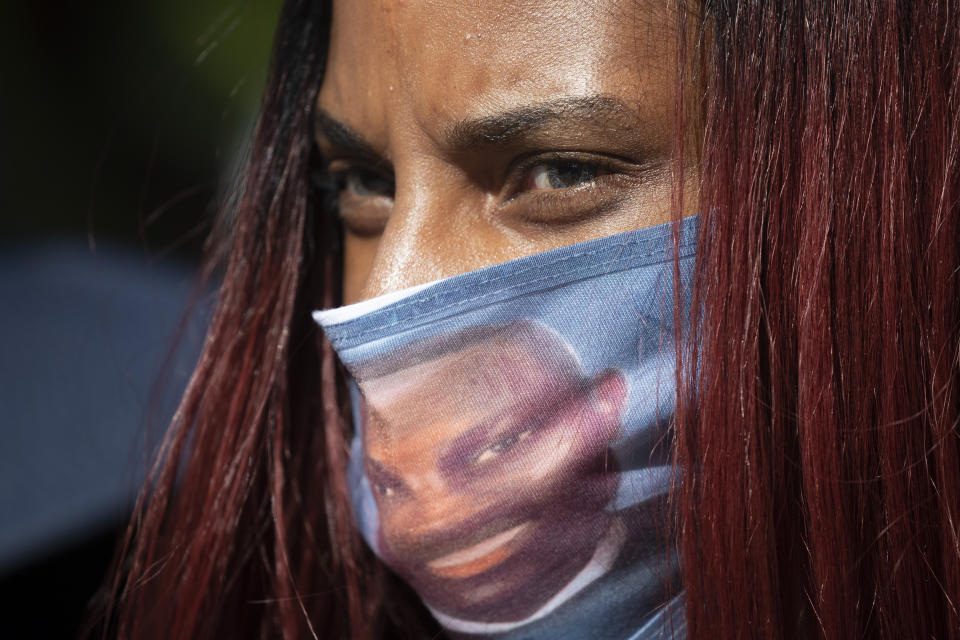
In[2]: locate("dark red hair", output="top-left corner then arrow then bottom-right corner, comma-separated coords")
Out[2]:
680,2 -> 960,638
95,1 -> 960,639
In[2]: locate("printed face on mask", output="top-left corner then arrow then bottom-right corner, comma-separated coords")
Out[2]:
315,218 -> 697,636
358,322 -> 627,622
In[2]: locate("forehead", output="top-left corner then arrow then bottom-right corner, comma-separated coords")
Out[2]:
319,0 -> 677,149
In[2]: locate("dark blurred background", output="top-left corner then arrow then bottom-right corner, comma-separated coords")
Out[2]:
0,1 -> 283,636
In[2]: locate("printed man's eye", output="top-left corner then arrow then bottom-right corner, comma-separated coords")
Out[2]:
474,428 -> 533,464
374,481 -> 395,497
526,160 -> 602,191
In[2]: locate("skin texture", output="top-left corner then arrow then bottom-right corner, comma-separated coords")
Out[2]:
315,0 -> 696,303
359,323 -> 628,621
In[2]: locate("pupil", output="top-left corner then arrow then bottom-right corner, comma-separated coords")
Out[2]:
548,162 -> 597,189
493,434 -> 517,453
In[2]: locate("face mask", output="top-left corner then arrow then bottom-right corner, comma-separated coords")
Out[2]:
313,216 -> 696,640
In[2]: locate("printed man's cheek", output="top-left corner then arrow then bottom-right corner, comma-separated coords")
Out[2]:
379,509 -> 426,560
590,368 -> 628,421
532,370 -> 626,467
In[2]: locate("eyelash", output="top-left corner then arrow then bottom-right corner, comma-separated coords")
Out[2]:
508,153 -> 603,189
321,152 -> 644,232
500,152 -> 639,225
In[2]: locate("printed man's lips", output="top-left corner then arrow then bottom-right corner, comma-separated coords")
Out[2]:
426,522 -> 530,579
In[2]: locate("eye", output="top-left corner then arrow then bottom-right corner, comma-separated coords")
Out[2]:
335,166 -> 395,198
323,162 -> 394,236
499,152 -> 647,226
473,428 -> 532,464
370,472 -> 404,499
374,481 -> 396,497
366,458 -> 405,499
526,160 -> 603,191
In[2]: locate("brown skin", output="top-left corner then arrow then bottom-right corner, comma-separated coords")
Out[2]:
315,0 -> 697,304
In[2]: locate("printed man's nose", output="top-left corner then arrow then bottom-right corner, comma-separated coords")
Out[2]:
386,473 -> 485,540
414,476 -> 468,520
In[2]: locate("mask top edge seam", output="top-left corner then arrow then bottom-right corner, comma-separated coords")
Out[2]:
329,244 -> 695,351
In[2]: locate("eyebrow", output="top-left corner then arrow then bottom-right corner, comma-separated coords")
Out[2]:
444,95 -> 641,152
314,108 -> 383,162
313,94 -> 644,159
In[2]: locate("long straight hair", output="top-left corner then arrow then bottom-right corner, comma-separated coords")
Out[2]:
680,2 -> 960,639
98,1 -> 960,639
96,2 -> 432,638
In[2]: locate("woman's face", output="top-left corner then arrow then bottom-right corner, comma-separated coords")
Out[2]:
315,0 -> 696,304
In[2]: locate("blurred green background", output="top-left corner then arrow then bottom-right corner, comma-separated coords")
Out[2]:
1,0 -> 283,260
0,2 -> 284,636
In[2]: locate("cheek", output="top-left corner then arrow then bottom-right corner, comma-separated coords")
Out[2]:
528,406 -> 617,467
342,233 -> 380,305
516,435 -> 577,485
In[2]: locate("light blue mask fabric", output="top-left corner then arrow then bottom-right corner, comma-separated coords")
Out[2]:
313,216 -> 696,640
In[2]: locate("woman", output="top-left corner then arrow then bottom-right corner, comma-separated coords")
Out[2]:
98,1 -> 960,639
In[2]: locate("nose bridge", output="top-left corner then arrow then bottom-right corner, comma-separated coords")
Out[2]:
408,469 -> 456,514
405,470 -> 483,537
361,177 -> 450,300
